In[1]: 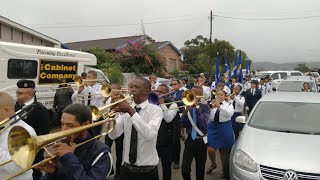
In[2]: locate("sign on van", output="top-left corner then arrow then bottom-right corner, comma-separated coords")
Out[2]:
39,60 -> 77,84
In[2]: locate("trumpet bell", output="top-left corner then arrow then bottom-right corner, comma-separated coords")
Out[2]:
148,92 -> 159,105
101,84 -> 112,97
89,105 -> 101,121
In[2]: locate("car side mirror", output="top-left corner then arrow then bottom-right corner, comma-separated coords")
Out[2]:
236,116 -> 246,124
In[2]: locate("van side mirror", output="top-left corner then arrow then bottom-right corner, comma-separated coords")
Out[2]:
236,116 -> 246,124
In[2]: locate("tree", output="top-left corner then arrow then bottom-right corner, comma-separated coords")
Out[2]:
116,42 -> 166,75
294,63 -> 310,72
88,47 -> 124,84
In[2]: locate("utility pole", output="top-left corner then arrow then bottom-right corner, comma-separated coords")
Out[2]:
209,10 -> 213,78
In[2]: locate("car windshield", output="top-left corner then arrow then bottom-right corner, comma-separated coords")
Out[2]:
278,81 -> 316,92
249,102 -> 320,134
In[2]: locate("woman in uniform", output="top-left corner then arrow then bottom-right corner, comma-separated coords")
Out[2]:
229,84 -> 245,140
206,89 -> 234,178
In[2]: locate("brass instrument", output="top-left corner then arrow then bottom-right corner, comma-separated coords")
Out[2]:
162,90 -> 210,110
6,117 -> 116,172
90,94 -> 133,121
4,129 -> 113,180
212,89 -> 218,96
148,90 -> 176,105
76,83 -> 129,100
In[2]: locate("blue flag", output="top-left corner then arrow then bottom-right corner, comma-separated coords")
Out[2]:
246,59 -> 249,76
224,52 -> 231,87
233,50 -> 238,77
238,50 -> 243,83
248,59 -> 251,76
215,52 -> 220,87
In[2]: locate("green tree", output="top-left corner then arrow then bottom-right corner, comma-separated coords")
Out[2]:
294,63 -> 310,72
116,42 -> 166,75
88,47 -> 124,84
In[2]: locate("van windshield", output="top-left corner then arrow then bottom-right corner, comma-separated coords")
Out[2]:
278,81 -> 316,92
248,102 -> 320,134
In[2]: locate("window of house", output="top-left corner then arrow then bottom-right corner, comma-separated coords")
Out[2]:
7,59 -> 38,79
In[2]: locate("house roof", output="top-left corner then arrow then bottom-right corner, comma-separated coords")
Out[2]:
151,41 -> 182,56
66,35 -> 154,52
0,16 -> 61,47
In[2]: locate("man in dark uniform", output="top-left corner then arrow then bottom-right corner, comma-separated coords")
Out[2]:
244,79 -> 262,115
15,79 -> 50,180
38,104 -> 112,179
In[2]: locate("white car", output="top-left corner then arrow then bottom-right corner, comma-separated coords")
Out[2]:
230,92 -> 320,180
277,76 -> 318,93
253,71 -> 303,89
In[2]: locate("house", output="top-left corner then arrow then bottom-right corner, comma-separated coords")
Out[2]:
0,16 -> 61,48
66,35 -> 182,72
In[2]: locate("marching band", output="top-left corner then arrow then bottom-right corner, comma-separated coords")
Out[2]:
1,72 -> 314,180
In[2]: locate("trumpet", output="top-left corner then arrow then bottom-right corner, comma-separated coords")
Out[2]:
5,117 -> 116,173
90,94 -> 133,121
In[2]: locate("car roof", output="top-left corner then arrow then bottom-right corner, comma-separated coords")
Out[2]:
283,76 -> 315,81
260,92 -> 320,103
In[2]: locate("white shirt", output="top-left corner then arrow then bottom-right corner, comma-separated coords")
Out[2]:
72,84 -> 103,107
152,81 -> 161,90
159,103 -> 178,123
108,100 -> 163,166
259,84 -> 267,96
202,86 -> 211,103
243,81 -> 251,92
229,94 -> 245,113
223,86 -> 231,95
209,101 -> 234,122
266,82 -> 273,93
0,117 -> 36,180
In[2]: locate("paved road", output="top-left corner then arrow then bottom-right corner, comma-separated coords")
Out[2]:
108,138 -> 225,180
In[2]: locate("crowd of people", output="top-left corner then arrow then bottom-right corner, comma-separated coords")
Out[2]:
0,70 -> 301,180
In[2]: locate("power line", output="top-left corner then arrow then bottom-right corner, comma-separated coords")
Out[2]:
214,14 -> 320,21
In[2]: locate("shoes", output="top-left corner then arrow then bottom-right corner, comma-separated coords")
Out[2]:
174,163 -> 180,169
206,164 -> 217,174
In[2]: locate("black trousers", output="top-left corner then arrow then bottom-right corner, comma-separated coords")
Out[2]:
157,144 -> 173,180
172,123 -> 181,164
33,149 -> 44,180
181,137 -> 207,180
105,134 -> 124,175
120,165 -> 159,180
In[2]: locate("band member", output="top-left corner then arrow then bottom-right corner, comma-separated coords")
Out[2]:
0,92 -> 36,180
15,80 -> 50,180
199,73 -> 207,83
244,80 -> 262,115
149,73 -> 161,91
303,82 -> 311,92
242,75 -> 251,93
38,104 -> 112,179
229,85 -> 245,140
230,75 -> 237,90
156,84 -> 179,180
207,89 -> 234,178
109,78 -> 163,180
53,78 -> 74,126
264,75 -> 273,93
259,77 -> 267,96
72,70 -> 104,135
197,76 -> 211,103
188,76 -> 198,89
171,79 -> 183,168
104,84 -> 124,179
179,79 -> 188,91
181,86 -> 210,180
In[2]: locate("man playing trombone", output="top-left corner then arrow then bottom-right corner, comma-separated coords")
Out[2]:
0,92 -> 36,180
109,78 -> 163,180
38,104 -> 112,180
156,84 -> 179,180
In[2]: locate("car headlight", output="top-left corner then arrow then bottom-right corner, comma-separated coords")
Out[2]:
233,149 -> 258,172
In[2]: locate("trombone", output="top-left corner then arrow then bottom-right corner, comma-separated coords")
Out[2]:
4,117 -> 116,178
148,90 -> 176,105
75,83 -> 129,101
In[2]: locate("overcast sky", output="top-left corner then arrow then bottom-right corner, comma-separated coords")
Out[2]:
1,0 -> 320,63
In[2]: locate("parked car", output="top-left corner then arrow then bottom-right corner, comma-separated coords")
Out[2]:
305,72 -> 320,86
252,71 -> 303,89
277,76 -> 318,92
230,92 -> 320,180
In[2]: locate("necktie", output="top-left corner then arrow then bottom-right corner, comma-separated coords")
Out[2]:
191,108 -> 197,140
88,92 -> 91,106
129,106 -> 141,164
214,109 -> 220,123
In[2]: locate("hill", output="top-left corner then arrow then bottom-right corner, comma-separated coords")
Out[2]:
251,62 -> 320,71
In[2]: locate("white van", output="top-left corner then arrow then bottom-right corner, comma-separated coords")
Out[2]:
253,70 -> 303,89
0,41 -> 109,110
